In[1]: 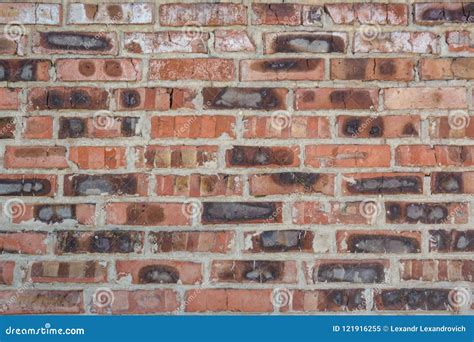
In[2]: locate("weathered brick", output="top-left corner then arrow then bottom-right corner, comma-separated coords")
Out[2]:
138,145 -> 218,169
429,115 -> 474,139
338,115 -> 420,138
0,34 -> 26,55
0,261 -> 14,285
281,289 -> 367,312
446,31 -> 474,53
149,231 -> 234,254
59,117 -> 140,139
13,204 -> 95,225
354,32 -> 438,53
0,231 -> 48,254
400,259 -> 473,282
331,58 -> 414,81
203,88 -> 288,111
214,30 -> 255,52
116,260 -> 202,284
342,173 -> 423,195
226,146 -> 300,168
307,260 -> 388,283
68,3 -> 153,24
395,145 -> 474,167
305,145 -> 390,168
337,230 -> 422,254
159,3 -> 247,26
33,31 -> 118,55
241,58 -> 324,81
29,261 -> 107,283
149,58 -> 235,81
386,202 -> 468,224
244,115 -> 330,139
326,3 -> 408,25
0,290 -> 83,314
374,289 -> 451,311
252,4 -> 302,26
210,260 -> 297,284
265,32 -> 347,54
249,172 -> 334,196
385,88 -> 466,110
124,32 -> 209,54
55,230 -> 144,254
421,58 -> 474,80
28,87 -> 108,111
295,88 -> 379,110
106,203 -> 191,226
0,174 -> 56,196
151,115 -> 235,139
202,202 -> 282,225
23,116 -> 53,139
69,147 -> 126,169
5,146 -> 68,169
155,174 -> 243,197
431,172 -> 474,194
115,87 -> 196,111
243,230 -> 314,253
56,59 -> 141,81
0,117 -> 15,139
0,59 -> 50,81
414,3 -> 474,25
0,89 -> 20,110
429,230 -> 473,253
0,3 -> 61,25
64,174 -> 148,196
292,201 -> 376,225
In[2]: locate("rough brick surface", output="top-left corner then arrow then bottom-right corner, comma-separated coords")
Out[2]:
0,0 -> 472,316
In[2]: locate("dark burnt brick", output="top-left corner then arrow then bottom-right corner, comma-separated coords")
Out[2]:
211,260 -> 294,283
375,289 -> 451,311
341,232 -> 421,253
202,202 -> 282,224
429,230 -> 474,252
138,265 -> 179,284
32,204 -> 89,224
0,176 -> 54,196
0,60 -> 50,82
36,32 -> 116,53
286,289 -> 367,312
28,87 -> 108,110
59,118 -> 86,138
226,146 -> 298,167
0,118 -> 15,139
59,117 -> 139,138
432,172 -> 463,193
415,3 -> 474,24
203,87 -> 287,110
55,230 -> 143,254
245,230 -> 314,253
386,202 -> 466,224
345,175 -> 423,195
64,174 -> 148,196
265,32 -> 347,53
313,261 -> 386,283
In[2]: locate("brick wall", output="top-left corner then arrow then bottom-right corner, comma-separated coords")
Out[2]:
0,0 -> 473,314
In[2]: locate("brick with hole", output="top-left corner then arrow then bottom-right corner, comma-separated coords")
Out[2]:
56,59 -> 141,81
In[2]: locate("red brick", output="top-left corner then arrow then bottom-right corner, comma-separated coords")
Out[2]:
292,201 -> 376,225
149,231 -> 234,254
0,231 -> 48,254
0,34 -> 26,55
249,172 -> 334,196
32,31 -> 118,55
5,146 -> 68,169
331,58 -> 414,81
420,58 -> 474,80
116,260 -> 202,284
0,89 -> 19,110
305,145 -> 390,168
159,3 -> 247,26
326,3 -> 408,25
252,4 -> 302,25
243,230 -> 314,253
124,32 -> 209,54
105,203 -> 191,226
226,146 -> 300,168
214,30 -> 255,52
281,289 -> 368,312
210,260 -> 297,284
244,115 -> 330,139
91,290 -> 178,314
429,115 -> 474,139
69,147 -> 126,169
0,59 -> 50,81
400,259 -> 473,282
28,87 -> 108,110
414,3 -> 474,25
23,116 -> 53,139
265,32 -> 347,54
338,115 -> 420,138
431,172 -> 474,194
385,88 -> 466,109
151,115 -> 235,139
0,261 -> 14,285
0,290 -> 83,314
68,3 -> 153,24
295,88 -> 379,110
0,117 -> 15,139
241,58 -> 324,81
155,174 -> 243,197
59,117 -> 140,139
29,261 -> 107,283
137,145 -> 218,169
185,289 -> 273,313
115,87 -> 197,111
395,145 -> 474,167
56,59 -> 141,81
0,3 -> 61,25
64,173 -> 148,196
149,58 -> 234,81
354,32 -> 438,53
